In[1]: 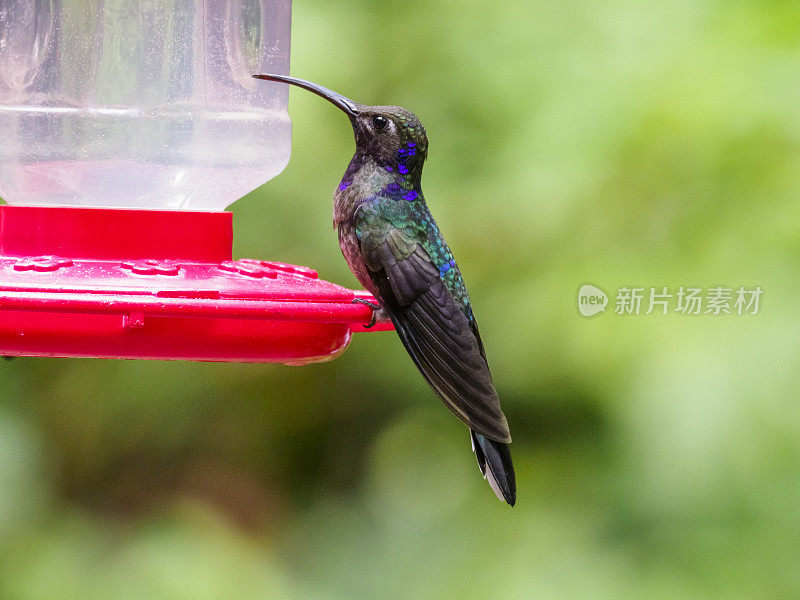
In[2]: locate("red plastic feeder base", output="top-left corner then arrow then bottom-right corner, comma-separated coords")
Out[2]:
0,205 -> 391,364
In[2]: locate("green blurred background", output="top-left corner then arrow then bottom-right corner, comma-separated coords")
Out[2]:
3,0 -> 800,598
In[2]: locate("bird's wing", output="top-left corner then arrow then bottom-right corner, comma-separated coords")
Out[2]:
355,200 -> 511,443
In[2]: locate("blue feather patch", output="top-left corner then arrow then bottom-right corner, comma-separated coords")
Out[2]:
439,258 -> 456,276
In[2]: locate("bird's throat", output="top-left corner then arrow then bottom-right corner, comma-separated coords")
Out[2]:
333,156 -> 410,226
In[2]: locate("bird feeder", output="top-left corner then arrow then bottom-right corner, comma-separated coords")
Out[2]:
0,0 -> 388,364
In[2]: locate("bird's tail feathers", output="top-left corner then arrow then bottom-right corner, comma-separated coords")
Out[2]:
471,431 -> 516,506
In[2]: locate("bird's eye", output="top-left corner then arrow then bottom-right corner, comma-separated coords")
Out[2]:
372,115 -> 389,130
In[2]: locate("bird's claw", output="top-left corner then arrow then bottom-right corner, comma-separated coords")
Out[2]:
352,297 -> 382,328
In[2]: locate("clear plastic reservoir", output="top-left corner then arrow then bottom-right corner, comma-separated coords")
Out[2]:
0,1 -> 291,210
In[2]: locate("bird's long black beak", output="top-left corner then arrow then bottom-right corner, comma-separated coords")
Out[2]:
252,74 -> 359,119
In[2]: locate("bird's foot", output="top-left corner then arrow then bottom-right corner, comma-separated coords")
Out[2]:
352,297 -> 383,328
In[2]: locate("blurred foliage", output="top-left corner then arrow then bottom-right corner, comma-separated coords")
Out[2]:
3,0 -> 800,598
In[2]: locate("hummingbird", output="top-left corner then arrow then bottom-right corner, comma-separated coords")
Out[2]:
253,74 -> 516,506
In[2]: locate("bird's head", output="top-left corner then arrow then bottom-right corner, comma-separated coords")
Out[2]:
253,74 -> 428,184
